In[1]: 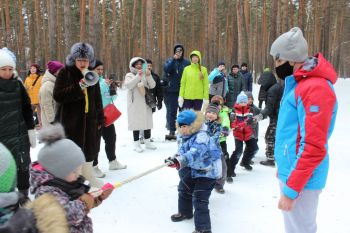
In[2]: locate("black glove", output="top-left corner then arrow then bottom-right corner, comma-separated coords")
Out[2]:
246,116 -> 254,125
157,101 -> 162,110
165,157 -> 180,169
229,112 -> 236,122
221,126 -> 229,137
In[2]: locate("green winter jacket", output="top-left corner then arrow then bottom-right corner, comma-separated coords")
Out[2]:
219,106 -> 231,142
179,51 -> 209,100
226,72 -> 245,108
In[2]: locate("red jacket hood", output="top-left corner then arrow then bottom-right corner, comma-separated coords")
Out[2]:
294,53 -> 337,84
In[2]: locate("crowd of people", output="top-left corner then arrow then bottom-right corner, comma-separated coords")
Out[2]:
0,27 -> 338,233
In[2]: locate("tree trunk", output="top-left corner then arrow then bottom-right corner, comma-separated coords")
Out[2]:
27,1 -> 35,64
145,0 -> 153,60
88,0 -> 96,48
63,0 -> 72,55
47,0 -> 57,59
56,1 -> 63,62
17,0 -> 25,70
4,0 -> 11,47
80,0 -> 86,41
298,0 -> 305,31
34,0 -> 43,65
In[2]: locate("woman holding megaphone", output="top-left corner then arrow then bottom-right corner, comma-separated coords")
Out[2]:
53,42 -> 105,189
124,57 -> 157,153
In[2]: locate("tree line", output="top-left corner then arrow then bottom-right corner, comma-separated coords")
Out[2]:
0,0 -> 349,80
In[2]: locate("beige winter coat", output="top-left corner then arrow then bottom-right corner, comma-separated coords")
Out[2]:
124,57 -> 156,131
39,70 -> 57,127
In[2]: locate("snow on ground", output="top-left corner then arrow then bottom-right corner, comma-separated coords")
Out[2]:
31,79 -> 350,233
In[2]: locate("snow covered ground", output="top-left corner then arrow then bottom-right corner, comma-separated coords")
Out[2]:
31,79 -> 350,233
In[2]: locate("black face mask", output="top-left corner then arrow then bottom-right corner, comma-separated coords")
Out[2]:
275,61 -> 294,80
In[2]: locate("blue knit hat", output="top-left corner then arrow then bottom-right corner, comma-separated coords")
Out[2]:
236,91 -> 248,104
177,110 -> 197,126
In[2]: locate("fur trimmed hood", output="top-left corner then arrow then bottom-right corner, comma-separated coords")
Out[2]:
129,57 -> 146,74
25,194 -> 69,233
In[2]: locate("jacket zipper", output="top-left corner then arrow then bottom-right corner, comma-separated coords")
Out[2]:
284,144 -> 291,165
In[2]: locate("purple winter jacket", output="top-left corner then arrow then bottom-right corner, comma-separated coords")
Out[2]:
30,163 -> 93,233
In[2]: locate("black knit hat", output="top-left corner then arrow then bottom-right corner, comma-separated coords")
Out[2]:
231,64 -> 239,69
91,59 -> 103,70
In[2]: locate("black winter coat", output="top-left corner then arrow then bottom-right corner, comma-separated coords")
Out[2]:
163,44 -> 191,94
259,72 -> 283,120
0,77 -> 34,172
151,71 -> 163,111
249,103 -> 261,138
53,65 -> 104,161
241,70 -> 253,92
257,71 -> 274,101
225,72 -> 246,108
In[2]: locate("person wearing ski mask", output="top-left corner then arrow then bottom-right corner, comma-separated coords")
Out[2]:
269,27 -> 338,233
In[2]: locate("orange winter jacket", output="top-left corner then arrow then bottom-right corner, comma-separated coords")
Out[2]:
24,74 -> 42,105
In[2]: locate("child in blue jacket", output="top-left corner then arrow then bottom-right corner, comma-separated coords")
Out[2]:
165,110 -> 222,233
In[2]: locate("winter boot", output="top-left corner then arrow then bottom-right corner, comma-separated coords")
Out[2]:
193,230 -> 212,233
93,165 -> 106,178
241,160 -> 254,166
18,189 -> 30,206
214,186 -> 225,194
145,139 -> 157,150
82,162 -> 104,189
226,177 -> 233,184
260,159 -> 275,167
165,131 -> 177,141
170,213 -> 193,222
134,140 -> 144,153
243,163 -> 253,171
109,160 -> 127,170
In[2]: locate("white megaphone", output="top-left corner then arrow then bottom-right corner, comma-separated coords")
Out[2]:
82,69 -> 99,86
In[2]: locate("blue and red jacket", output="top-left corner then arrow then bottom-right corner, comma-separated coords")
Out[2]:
231,104 -> 254,141
275,53 -> 338,200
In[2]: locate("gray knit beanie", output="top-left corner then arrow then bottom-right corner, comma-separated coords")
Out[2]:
37,124 -> 85,180
270,27 -> 308,62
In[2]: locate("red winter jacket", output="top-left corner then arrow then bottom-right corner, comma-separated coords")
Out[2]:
231,104 -> 254,141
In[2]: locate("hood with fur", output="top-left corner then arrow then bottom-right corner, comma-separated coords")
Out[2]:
129,57 -> 146,74
177,111 -> 204,136
294,53 -> 337,84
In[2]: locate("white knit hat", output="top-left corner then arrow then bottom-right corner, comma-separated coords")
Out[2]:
270,27 -> 308,62
0,48 -> 16,68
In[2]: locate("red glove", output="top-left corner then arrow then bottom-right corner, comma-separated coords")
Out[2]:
165,157 -> 180,169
